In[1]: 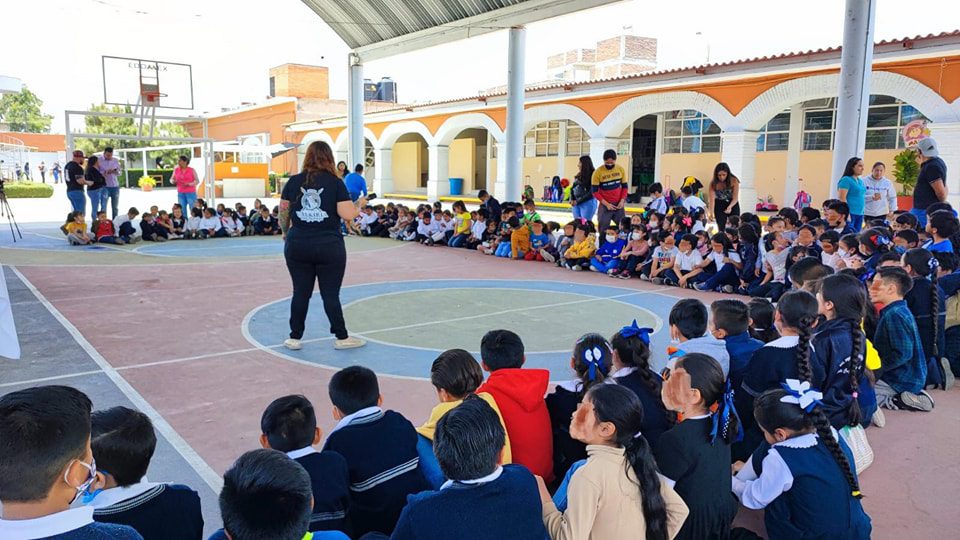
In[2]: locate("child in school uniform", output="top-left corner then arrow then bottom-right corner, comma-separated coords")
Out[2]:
711,299 -> 764,393
184,207 -> 202,239
612,226 -> 650,279
610,321 -> 672,449
733,386 -> 872,539
562,222 -> 597,271
643,231 -> 678,283
749,231 -> 791,301
220,208 -> 241,237
656,354 -> 740,540
322,367 -> 428,537
664,234 -> 704,288
253,207 -> 277,235
416,211 -> 440,245
694,233 -> 743,293
666,299 -> 730,376
113,207 -> 141,243
735,225 -> 761,294
139,213 -> 169,242
259,396 -> 351,534
901,248 -> 951,391
924,209 -> 959,253
170,207 -> 187,238
647,182 -> 669,215
0,386 -> 142,539
87,407 -> 203,540
589,226 -> 626,274
416,349 -> 512,489
819,230 -> 842,270
198,208 -> 223,239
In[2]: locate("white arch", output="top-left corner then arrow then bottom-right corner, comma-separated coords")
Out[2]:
299,130 -> 336,148
334,127 -> 378,152
736,71 -> 960,130
523,103 -> 602,138
599,91 -> 736,137
376,120 -> 434,149
433,113 -> 505,146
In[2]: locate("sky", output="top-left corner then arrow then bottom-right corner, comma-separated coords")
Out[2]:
3,0 -> 958,133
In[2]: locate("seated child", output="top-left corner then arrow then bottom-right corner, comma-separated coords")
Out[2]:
663,233 -> 704,288
322,366 -> 429,537
220,208 -> 241,238
643,231 -> 678,282
901,248 -> 950,391
588,226 -> 626,274
65,211 -> 92,245
170,207 -> 187,238
562,221 -> 597,271
475,220 -> 499,254
711,299 -> 764,392
540,385 -> 689,540
510,217 -> 532,259
234,205 -> 250,236
935,252 -> 960,378
438,210 -> 455,243
747,297 -> 782,343
733,388 -> 871,540
92,213 -> 124,245
647,182 -> 668,215
495,216 -> 518,257
694,233 -> 743,293
197,209 -> 223,239
893,212 -> 919,232
416,211 -> 440,245
869,267 -> 932,411
681,185 -> 706,213
748,231 -> 790,301
656,354 -> 739,540
666,299 -> 730,376
155,210 -> 178,240
259,395 -> 350,533
358,206 -> 379,236
524,220 -> 550,261
140,213 -> 169,242
446,201 -> 472,247
113,207 -> 141,243
541,221 -> 574,265
394,397 -> 547,540
894,229 -> 919,252
88,407 -> 203,540
924,209 -> 959,253
819,230 -> 842,270
253,207 -> 277,236
609,322 -> 672,449
477,329 -> 554,483
211,449 -> 348,540
416,349 -> 512,489
521,199 -> 541,224
546,334 -> 613,484
462,208 -> 487,249
0,386 -> 141,539
185,208 -> 203,239
826,201 -> 856,236
613,226 -> 650,279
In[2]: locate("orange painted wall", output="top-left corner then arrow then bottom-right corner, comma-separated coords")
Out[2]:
0,131 -> 66,152
755,151 -> 789,204
184,101 -> 297,174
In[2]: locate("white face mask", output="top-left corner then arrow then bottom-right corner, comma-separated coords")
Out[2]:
631,232 -> 641,240
649,221 -> 659,229
606,235 -> 617,243
838,248 -> 848,257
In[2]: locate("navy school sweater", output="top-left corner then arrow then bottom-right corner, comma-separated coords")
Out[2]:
92,483 -> 202,540
291,450 -> 352,534
321,409 -> 429,537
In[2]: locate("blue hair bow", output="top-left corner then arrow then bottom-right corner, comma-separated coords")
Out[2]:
780,379 -> 824,413
584,346 -> 605,381
710,379 -> 743,444
620,320 -> 653,345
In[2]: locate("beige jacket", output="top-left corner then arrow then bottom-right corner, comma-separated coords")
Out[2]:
543,445 -> 689,540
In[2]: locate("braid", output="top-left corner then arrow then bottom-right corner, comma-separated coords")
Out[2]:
811,409 -> 862,499
846,319 -> 864,427
795,315 -> 816,383
930,270 -> 940,359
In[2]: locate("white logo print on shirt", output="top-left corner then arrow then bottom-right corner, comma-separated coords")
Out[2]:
297,187 -> 329,223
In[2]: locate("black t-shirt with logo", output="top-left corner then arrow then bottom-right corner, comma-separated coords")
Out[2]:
913,156 -> 947,210
65,161 -> 85,192
281,170 -> 350,240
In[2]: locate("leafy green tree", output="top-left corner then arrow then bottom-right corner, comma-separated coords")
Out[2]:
75,104 -> 191,169
0,87 -> 53,133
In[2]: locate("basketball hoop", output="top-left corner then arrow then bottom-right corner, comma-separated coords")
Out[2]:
142,91 -> 166,106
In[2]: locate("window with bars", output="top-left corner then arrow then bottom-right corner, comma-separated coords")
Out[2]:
565,124 -> 590,156
756,111 -> 790,152
663,110 -> 721,154
525,121 -> 561,157
801,96 -> 928,151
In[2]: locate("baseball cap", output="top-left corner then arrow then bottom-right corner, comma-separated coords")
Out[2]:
72,150 -> 85,158
916,137 -> 939,158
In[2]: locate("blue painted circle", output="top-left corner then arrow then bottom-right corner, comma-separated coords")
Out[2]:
244,280 -> 678,380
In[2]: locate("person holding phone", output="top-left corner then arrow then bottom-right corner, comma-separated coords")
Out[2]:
863,161 -> 898,223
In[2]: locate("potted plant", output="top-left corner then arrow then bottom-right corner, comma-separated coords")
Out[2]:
138,175 -> 157,192
892,149 -> 919,210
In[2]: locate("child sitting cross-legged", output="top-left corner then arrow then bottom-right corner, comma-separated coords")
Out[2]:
322,366 -> 429,537
184,208 -> 202,239
65,211 -> 92,245
0,386 -> 142,539
868,266 -> 934,411
562,221 -> 597,271
694,233 -> 743,293
643,231 -> 678,282
390,396 -> 547,540
748,231 -> 790,301
510,216 -> 533,259
524,220 -> 551,261
210,449 -> 348,540
589,226 -> 626,274
664,233 -> 704,288
259,395 -> 351,534
86,407 -> 203,540
612,226 -> 649,279
538,384 -> 689,540
92,211 -> 125,244
416,349 -> 512,489
541,221 -> 575,265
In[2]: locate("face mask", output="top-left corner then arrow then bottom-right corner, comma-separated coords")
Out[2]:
606,235 -> 617,243
605,163 -> 614,170
649,221 -> 659,229
66,457 -> 98,504
631,232 -> 641,240
838,248 -> 848,257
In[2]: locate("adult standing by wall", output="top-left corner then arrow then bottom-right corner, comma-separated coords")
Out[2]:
279,141 -> 366,351
98,147 -> 121,219
52,161 -> 61,184
84,155 -> 106,223
591,149 -> 627,238
65,151 -> 86,213
571,155 -> 597,222
837,157 -> 866,230
38,161 -> 46,184
708,162 -> 740,231
863,161 -> 897,223
343,163 -> 367,202
912,137 -> 948,229
171,155 -> 199,214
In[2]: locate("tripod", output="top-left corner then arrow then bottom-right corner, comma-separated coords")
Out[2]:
0,189 -> 23,243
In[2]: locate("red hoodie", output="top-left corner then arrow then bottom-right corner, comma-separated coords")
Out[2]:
478,368 -> 554,483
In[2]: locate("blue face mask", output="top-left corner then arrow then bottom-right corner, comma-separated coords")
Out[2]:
66,458 -> 98,504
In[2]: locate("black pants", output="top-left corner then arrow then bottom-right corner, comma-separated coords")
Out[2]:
285,236 -> 348,340
714,200 -> 740,231
596,204 -> 625,245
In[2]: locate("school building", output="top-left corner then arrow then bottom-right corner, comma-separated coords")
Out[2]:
283,30 -> 960,208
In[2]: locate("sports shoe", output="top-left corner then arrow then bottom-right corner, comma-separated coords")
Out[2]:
541,251 -> 556,263
651,277 -> 664,285
871,408 -> 886,428
721,285 -> 735,294
607,269 -> 619,275
589,266 -> 600,272
283,338 -> 302,350
618,271 -> 632,279
639,274 -> 651,282
686,282 -> 698,289
130,236 -> 142,243
571,265 -> 582,271
663,278 -> 675,286
335,336 -> 367,350
940,358 -> 955,390
897,390 -> 935,412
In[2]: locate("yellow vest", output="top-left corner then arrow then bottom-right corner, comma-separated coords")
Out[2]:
417,392 -> 512,464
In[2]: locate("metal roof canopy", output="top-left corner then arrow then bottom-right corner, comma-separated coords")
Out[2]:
301,0 -> 621,62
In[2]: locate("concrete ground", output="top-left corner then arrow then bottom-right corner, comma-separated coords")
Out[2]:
1,188 -> 958,539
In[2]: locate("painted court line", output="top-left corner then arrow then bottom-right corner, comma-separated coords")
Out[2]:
9,266 -> 224,493
0,369 -> 104,388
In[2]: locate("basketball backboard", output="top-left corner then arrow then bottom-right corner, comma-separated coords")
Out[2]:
102,56 -> 194,110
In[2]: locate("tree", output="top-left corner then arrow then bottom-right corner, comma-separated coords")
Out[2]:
0,86 -> 53,133
75,104 -> 191,168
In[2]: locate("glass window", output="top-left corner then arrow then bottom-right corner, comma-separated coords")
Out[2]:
701,136 -> 721,153
526,122 -> 560,157
803,132 -> 833,151
662,110 -> 721,154
865,129 -> 898,150
565,125 -> 590,156
757,111 -> 790,152
664,138 -> 682,153
801,96 -> 930,150
867,107 -> 898,128
804,110 -> 834,131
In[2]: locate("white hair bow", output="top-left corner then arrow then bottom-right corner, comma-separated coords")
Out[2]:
779,379 -> 824,413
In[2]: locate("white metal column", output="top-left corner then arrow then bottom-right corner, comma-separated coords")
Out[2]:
653,114 -> 664,186
504,26 -> 526,202
494,142 -> 508,200
783,104 -> 804,205
720,131 -> 759,209
831,0 -> 876,195
373,147 -> 393,194
557,121 -> 568,178
348,53 -> 365,172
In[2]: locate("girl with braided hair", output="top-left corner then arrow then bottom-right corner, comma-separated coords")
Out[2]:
546,334 -> 613,484
655,353 -> 740,540
732,384 -> 872,539
811,274 -> 878,429
902,248 -> 953,390
732,290 -> 822,462
610,321 -> 673,450
856,227 -> 893,274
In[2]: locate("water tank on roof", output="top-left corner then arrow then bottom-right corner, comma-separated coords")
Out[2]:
363,78 -> 378,101
377,77 -> 397,103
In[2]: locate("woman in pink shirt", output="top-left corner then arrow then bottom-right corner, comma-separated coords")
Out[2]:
172,155 -> 199,212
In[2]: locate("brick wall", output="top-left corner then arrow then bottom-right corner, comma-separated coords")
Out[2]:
268,64 -> 329,100
623,36 -> 657,63
595,37 -> 621,62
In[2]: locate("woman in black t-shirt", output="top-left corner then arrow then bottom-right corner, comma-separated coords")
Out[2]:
708,162 -> 741,231
84,155 -> 108,223
279,141 -> 366,351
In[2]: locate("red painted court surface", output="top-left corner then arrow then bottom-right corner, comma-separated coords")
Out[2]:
2,229 -> 958,538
